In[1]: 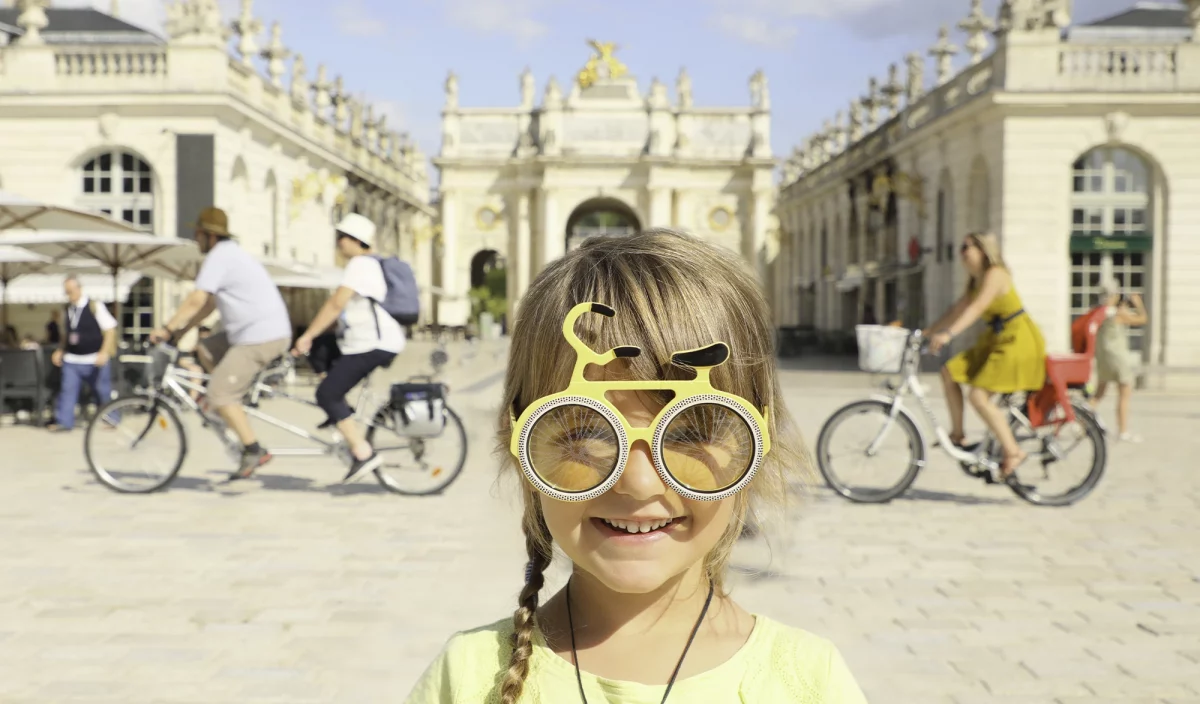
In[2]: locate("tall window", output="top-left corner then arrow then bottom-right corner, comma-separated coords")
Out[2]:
820,224 -> 828,273
79,150 -> 154,229
968,157 -> 990,234
78,150 -> 156,343
1069,147 -> 1152,354
935,189 -> 947,263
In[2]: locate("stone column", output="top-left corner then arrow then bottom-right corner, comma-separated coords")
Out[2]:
648,187 -> 672,227
540,190 -> 563,271
781,215 -> 795,326
439,190 -> 458,298
513,191 -> 532,308
745,191 -> 771,283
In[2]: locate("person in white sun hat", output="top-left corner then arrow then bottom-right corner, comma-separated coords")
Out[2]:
293,213 -> 405,483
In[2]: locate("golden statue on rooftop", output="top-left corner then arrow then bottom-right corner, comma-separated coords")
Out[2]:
577,39 -> 628,88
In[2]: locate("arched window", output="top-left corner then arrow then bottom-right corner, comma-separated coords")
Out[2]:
1069,147 -> 1153,353
77,150 -> 156,343
79,150 -> 154,229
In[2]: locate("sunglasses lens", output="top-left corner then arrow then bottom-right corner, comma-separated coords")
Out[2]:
528,404 -> 620,493
661,403 -> 755,493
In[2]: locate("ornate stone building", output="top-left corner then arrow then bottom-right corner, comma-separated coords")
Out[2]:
775,0 -> 1200,373
434,42 -> 775,325
0,0 -> 432,340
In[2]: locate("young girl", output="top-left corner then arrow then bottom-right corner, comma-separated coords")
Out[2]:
406,229 -> 866,703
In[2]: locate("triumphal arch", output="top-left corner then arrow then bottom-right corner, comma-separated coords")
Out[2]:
433,41 -> 775,324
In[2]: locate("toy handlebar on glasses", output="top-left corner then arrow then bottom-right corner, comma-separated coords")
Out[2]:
562,302 -> 733,384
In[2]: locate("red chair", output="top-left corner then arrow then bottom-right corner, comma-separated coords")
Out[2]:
1027,306 -> 1107,427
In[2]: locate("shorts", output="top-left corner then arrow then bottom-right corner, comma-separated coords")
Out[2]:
198,332 -> 291,407
1096,355 -> 1135,386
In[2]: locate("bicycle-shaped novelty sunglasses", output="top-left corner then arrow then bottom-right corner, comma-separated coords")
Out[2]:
509,302 -> 772,503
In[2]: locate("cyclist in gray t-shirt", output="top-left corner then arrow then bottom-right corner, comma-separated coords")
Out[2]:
151,207 -> 291,480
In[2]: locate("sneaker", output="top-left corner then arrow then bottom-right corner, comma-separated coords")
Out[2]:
1118,432 -> 1142,444
342,453 -> 383,484
229,445 -> 272,480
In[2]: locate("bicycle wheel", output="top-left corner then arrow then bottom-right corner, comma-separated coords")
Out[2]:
85,396 -> 187,494
367,405 -> 467,496
816,399 -> 925,503
1006,402 -> 1106,507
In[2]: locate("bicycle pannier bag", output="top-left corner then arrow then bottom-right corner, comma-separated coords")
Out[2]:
371,255 -> 420,326
390,382 -> 446,438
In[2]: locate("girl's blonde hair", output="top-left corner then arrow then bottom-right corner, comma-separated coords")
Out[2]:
964,231 -> 1007,295
493,228 -> 809,703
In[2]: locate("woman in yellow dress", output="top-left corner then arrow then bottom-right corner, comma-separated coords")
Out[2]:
925,233 -> 1047,479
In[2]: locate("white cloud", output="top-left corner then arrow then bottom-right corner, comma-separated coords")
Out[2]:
335,0 -> 386,38
710,12 -> 798,48
719,0 -> 899,19
373,99 -> 409,130
441,0 -> 554,46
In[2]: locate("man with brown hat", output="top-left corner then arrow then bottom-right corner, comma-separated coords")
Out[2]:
151,207 -> 292,479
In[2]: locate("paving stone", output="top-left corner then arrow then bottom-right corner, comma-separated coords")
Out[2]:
0,353 -> 1196,702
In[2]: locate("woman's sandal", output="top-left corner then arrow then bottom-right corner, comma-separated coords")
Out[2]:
1000,450 -> 1028,483
947,433 -> 979,453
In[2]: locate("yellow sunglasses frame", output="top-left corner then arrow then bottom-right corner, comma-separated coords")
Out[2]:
509,302 -> 772,503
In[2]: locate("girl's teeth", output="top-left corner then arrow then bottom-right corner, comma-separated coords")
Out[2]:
602,518 -> 674,534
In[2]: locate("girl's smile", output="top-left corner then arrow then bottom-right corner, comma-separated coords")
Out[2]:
591,515 -> 688,541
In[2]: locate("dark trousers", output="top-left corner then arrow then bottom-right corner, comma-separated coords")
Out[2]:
55,362 -> 112,430
315,349 -> 396,425
307,333 -> 342,375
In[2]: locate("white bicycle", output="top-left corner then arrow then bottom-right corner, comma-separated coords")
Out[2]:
83,343 -> 467,495
816,329 -> 1106,507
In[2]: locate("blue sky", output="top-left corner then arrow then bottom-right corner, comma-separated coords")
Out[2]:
73,0 -> 1147,182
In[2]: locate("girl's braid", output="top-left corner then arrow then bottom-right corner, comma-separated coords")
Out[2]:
498,514 -> 552,704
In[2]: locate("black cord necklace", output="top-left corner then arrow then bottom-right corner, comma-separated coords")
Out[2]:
565,579 -> 715,704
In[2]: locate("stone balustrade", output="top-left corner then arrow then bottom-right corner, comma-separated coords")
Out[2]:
54,47 -> 168,77
1058,44 -> 1181,91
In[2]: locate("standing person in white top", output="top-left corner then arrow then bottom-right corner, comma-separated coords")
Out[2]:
48,275 -> 117,432
1091,278 -> 1148,443
292,214 -> 404,482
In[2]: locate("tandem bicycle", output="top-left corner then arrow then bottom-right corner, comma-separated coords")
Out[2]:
82,342 -> 467,495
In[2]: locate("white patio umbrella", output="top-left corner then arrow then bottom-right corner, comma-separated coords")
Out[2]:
271,264 -> 343,290
0,231 -> 201,326
0,190 -> 138,235
0,245 -> 106,330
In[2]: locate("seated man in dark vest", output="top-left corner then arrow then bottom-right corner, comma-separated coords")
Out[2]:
49,275 -> 117,432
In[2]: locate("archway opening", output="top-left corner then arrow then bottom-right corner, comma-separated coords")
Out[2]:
469,248 -> 506,328
564,198 -> 640,251
470,249 -> 503,289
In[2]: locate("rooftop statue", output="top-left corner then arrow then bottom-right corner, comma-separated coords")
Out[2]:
577,40 -> 628,89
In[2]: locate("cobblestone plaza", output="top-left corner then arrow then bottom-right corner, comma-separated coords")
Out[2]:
1,343 -> 1197,703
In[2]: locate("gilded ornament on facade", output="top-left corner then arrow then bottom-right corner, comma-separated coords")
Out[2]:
475,206 -> 501,230
708,206 -> 734,231
577,40 -> 628,89
289,171 -> 348,221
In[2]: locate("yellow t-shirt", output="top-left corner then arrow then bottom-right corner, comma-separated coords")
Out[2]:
405,615 -> 868,704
